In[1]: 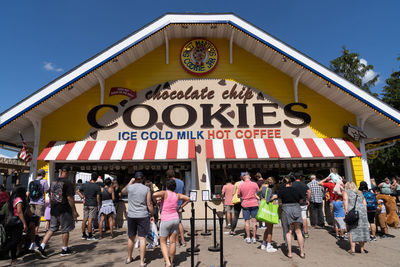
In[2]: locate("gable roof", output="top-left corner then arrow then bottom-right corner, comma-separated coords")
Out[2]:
1,13 -> 399,145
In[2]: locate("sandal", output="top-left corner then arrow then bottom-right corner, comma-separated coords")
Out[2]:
287,254 -> 292,259
125,258 -> 134,264
300,254 -> 306,259
347,250 -> 355,255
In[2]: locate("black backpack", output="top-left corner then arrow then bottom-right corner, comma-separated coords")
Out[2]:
29,179 -> 43,201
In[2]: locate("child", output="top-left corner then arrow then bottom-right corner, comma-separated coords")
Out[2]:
332,195 -> 347,240
43,193 -> 51,232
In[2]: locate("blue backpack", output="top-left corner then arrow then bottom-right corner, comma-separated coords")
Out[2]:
363,191 -> 377,211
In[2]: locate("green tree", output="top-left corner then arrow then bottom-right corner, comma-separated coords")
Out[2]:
330,46 -> 379,94
381,57 -> 400,110
369,57 -> 400,180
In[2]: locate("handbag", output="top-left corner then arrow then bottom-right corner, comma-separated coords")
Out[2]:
231,184 -> 241,205
256,188 -> 279,224
344,194 -> 359,225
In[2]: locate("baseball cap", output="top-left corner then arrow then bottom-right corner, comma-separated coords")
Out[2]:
37,169 -> 46,176
134,171 -> 144,179
241,171 -> 249,177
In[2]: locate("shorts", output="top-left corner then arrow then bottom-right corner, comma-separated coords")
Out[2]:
242,206 -> 259,220
159,219 -> 180,237
30,204 -> 45,217
127,217 -> 150,237
367,211 -> 376,224
334,217 -> 346,230
300,205 -> 308,219
224,205 -> 234,213
49,212 -> 75,233
178,211 -> 182,222
83,206 -> 98,219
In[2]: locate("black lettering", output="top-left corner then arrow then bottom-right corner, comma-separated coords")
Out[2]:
200,104 -> 234,128
253,103 -> 281,128
87,104 -> 118,129
284,102 -> 311,128
236,104 -> 249,128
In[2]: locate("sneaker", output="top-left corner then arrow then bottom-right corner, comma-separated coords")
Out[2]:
82,234 -> 88,240
336,235 -> 340,240
35,247 -> 48,259
252,238 -> 257,244
342,236 -> 348,241
245,237 -> 251,244
304,233 -> 309,238
229,231 -> 235,236
370,236 -> 377,241
261,242 -> 266,250
60,247 -> 75,256
266,246 -> 277,253
29,243 -> 39,251
86,235 -> 98,241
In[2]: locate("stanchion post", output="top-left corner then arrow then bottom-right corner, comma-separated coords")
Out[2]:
190,202 -> 195,267
208,208 -> 220,252
217,211 -> 224,267
201,201 -> 211,235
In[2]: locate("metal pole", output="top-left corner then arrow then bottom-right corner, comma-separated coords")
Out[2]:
187,202 -> 200,255
201,201 -> 211,235
218,212 -> 224,267
208,208 -> 220,251
190,202 -> 194,267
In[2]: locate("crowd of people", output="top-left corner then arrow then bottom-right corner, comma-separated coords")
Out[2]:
221,168 -> 399,258
1,165 -> 399,265
0,166 -> 190,266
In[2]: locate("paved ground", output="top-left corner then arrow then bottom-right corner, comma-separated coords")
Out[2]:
1,220 -> 400,267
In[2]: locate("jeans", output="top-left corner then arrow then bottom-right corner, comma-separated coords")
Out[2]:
230,203 -> 242,232
310,202 -> 324,227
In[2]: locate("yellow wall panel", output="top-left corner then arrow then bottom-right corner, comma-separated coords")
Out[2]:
350,157 -> 364,186
39,38 -> 357,155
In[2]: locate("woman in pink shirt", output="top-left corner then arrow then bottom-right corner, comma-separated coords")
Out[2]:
238,173 -> 260,244
153,179 -> 190,267
222,178 -> 235,228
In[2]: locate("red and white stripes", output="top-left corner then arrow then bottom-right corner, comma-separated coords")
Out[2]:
206,138 -> 361,159
38,140 -> 196,161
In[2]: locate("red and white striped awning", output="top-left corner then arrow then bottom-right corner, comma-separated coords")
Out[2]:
38,140 -> 195,161
206,138 -> 361,159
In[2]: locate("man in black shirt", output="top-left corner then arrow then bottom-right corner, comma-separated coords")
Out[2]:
292,175 -> 311,238
36,165 -> 79,258
77,172 -> 100,240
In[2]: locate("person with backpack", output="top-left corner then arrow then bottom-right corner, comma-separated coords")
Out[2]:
359,181 -> 378,241
36,165 -> 79,259
28,169 -> 49,242
1,185 -> 30,265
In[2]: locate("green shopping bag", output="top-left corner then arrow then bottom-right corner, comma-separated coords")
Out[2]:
256,191 -> 279,224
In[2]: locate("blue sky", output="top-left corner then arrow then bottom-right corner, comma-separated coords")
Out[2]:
0,0 -> 399,157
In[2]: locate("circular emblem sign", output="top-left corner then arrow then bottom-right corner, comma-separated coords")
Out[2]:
180,38 -> 218,75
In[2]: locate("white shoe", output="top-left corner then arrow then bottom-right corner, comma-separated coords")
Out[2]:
252,238 -> 257,244
266,246 -> 277,253
261,243 -> 266,250
29,243 -> 39,251
245,237 -> 251,244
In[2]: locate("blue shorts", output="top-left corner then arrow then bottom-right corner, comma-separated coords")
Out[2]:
242,206 -> 259,220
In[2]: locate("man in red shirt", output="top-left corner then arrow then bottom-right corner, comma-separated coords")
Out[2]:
238,172 -> 260,244
318,177 -> 337,226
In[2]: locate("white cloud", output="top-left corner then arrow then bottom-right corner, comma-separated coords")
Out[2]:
43,61 -> 63,72
360,58 -> 380,85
